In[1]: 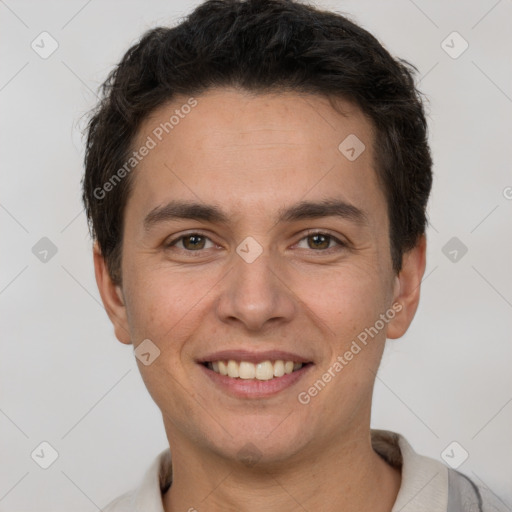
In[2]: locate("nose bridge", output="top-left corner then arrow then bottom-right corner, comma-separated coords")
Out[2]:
216,239 -> 296,330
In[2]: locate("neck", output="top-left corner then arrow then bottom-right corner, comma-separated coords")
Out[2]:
163,427 -> 401,512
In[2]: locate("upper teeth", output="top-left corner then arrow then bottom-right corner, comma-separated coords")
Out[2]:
209,360 -> 303,380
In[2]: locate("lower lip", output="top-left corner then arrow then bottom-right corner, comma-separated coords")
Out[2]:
199,363 -> 313,399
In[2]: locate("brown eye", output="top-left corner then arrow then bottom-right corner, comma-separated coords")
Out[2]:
307,233 -> 331,250
166,233 -> 214,251
295,231 -> 346,252
181,234 -> 206,250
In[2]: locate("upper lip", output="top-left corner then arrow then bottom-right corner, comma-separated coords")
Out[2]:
197,350 -> 313,364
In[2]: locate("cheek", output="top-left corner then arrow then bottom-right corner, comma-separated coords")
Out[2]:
125,267 -> 210,405
123,262 -> 209,344
296,263 -> 389,336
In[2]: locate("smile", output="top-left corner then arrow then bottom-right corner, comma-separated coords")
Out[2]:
205,360 -> 304,381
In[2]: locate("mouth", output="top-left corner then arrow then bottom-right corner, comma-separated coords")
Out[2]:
197,350 -> 314,398
202,359 -> 311,381
198,351 -> 314,398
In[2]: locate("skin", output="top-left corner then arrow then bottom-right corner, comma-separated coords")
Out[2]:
94,87 -> 426,512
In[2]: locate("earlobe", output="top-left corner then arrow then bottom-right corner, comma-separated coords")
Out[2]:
93,242 -> 132,345
386,235 -> 427,340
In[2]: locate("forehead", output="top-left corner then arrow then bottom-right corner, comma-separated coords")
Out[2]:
127,88 -> 385,227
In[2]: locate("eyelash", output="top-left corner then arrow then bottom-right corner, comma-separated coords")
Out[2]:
164,230 -> 347,255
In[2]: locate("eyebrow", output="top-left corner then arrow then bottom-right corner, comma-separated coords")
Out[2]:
143,198 -> 368,231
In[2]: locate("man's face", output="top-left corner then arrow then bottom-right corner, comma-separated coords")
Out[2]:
97,88 -> 421,464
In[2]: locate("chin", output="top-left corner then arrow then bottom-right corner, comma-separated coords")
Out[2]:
204,419 -> 312,467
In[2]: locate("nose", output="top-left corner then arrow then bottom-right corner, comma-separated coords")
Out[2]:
215,245 -> 297,332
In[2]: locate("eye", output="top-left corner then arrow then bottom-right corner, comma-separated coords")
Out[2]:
295,231 -> 346,251
165,233 -> 216,251
164,230 -> 347,255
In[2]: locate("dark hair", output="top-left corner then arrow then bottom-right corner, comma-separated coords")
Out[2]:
82,0 -> 432,285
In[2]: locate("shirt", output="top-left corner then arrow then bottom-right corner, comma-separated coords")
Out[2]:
103,429 -> 510,511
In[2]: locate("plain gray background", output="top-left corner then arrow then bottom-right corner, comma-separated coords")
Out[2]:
1,0 -> 511,510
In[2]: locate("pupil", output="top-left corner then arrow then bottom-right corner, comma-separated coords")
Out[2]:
310,234 -> 329,249
185,235 -> 204,250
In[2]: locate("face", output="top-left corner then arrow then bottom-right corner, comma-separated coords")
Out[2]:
95,88 -> 425,465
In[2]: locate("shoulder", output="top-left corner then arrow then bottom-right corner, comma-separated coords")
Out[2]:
447,468 -> 511,512
102,490 -> 136,511
371,429 -> 510,512
101,448 -> 172,512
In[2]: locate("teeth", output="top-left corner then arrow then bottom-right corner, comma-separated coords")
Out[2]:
227,360 -> 239,378
239,361 -> 255,379
208,359 -> 305,380
255,361 -> 274,380
218,361 -> 228,376
273,360 -> 285,377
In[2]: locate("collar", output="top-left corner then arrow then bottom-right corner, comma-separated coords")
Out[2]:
371,429 -> 448,511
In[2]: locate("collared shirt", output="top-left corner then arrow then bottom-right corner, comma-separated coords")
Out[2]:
103,429 -> 509,511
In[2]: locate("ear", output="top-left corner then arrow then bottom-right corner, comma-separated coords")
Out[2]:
386,235 -> 427,339
93,241 -> 131,344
